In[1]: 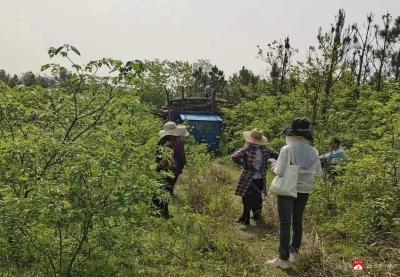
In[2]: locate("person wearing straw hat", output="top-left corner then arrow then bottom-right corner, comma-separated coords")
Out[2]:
154,121 -> 189,218
266,118 -> 322,269
232,128 -> 279,225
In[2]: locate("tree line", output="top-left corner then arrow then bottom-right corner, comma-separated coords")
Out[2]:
2,11 -> 399,108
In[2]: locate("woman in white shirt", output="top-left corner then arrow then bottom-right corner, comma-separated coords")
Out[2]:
267,118 -> 322,269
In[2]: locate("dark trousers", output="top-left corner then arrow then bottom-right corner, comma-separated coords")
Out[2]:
153,175 -> 178,218
241,179 -> 264,224
277,193 -> 309,260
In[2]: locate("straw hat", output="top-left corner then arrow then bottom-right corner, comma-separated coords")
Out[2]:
159,121 -> 189,138
243,128 -> 267,145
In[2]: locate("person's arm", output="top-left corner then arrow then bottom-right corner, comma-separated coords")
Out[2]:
157,141 -> 175,171
174,141 -> 186,173
272,147 -> 289,177
264,148 -> 278,170
232,147 -> 247,167
315,149 -> 323,176
330,148 -> 346,160
268,148 -> 279,160
156,146 -> 171,170
320,150 -> 334,160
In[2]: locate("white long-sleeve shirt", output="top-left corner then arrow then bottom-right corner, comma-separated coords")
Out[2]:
272,137 -> 322,193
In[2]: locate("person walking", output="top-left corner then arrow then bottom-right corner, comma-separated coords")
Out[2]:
266,118 -> 322,269
154,121 -> 189,218
232,128 -> 279,225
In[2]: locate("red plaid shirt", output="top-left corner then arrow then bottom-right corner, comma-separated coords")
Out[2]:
232,144 -> 279,196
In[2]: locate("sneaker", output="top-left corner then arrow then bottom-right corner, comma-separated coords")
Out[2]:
289,252 -> 299,263
266,257 -> 291,269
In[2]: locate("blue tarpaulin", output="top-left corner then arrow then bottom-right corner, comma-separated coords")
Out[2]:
179,114 -> 222,122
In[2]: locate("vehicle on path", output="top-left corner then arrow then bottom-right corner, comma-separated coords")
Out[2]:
159,93 -> 229,153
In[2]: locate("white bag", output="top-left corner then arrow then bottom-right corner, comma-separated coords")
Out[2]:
269,147 -> 299,198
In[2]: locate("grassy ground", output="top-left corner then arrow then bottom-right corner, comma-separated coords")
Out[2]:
139,156 -> 396,276
168,160 -> 302,276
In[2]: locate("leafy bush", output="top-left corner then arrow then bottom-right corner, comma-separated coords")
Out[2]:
223,82 -> 400,273
0,48 -> 163,275
179,143 -> 237,220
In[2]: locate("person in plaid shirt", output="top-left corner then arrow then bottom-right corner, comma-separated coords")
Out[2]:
232,128 -> 279,225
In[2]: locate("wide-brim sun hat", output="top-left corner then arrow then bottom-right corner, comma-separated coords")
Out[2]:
243,128 -> 267,145
159,121 -> 189,138
284,117 -> 313,141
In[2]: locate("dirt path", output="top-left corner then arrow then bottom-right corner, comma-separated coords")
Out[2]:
170,159 -> 302,276
216,160 -> 300,276
229,200 -> 300,276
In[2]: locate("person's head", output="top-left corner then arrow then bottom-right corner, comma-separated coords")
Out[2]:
160,135 -> 177,144
243,128 -> 267,146
284,118 -> 313,141
329,137 -> 340,150
177,135 -> 187,144
159,121 -> 189,140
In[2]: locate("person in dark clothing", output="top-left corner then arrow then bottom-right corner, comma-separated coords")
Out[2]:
241,178 -> 264,224
232,128 -> 279,225
154,121 -> 189,218
174,135 -> 187,176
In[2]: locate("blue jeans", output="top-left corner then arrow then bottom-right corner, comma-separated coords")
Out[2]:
277,193 -> 309,260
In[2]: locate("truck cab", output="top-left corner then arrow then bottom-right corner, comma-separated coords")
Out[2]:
178,114 -> 222,153
160,95 -> 229,153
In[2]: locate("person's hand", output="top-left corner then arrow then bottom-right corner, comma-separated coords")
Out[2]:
262,193 -> 267,201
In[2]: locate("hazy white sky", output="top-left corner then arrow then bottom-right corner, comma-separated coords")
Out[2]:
1,0 -> 399,77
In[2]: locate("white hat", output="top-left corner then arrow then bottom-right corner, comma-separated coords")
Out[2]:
243,128 -> 267,145
159,121 -> 189,138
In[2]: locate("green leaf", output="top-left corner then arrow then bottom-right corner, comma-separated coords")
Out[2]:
55,46 -> 64,55
72,64 -> 81,71
70,46 -> 81,56
41,64 -> 51,71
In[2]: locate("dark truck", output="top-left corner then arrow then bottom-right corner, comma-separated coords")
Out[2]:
160,96 -> 228,153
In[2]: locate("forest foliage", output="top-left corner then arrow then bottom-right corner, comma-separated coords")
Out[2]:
0,9 -> 399,276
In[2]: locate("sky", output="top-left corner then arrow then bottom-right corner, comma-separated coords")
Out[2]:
1,0 -> 399,77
